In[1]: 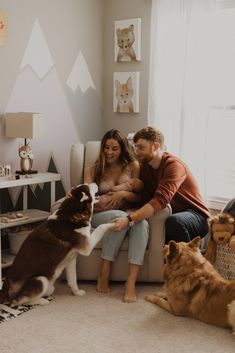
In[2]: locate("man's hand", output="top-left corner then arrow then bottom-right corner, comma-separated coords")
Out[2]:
110,216 -> 129,232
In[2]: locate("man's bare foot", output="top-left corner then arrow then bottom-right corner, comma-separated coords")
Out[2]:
123,280 -> 137,303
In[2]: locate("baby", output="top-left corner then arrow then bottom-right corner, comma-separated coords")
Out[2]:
94,178 -> 144,213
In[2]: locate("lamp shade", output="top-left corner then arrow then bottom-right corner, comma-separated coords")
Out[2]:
5,112 -> 46,139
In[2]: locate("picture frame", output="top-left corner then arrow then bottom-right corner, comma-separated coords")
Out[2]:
113,72 -> 140,113
114,18 -> 141,62
0,10 -> 7,46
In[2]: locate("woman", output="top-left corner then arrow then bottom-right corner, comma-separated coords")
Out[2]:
84,129 -> 149,303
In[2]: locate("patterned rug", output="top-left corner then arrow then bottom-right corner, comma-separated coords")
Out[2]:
0,297 -> 53,324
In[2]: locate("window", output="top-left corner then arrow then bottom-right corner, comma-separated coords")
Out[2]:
148,0 -> 235,207
205,107 -> 235,208
148,1 -> 235,209
204,8 -> 235,207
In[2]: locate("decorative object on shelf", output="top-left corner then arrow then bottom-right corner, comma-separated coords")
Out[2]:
113,72 -> 140,113
7,174 -> 20,180
0,164 -> 11,177
0,165 -> 4,177
4,164 -> 11,176
114,18 -> 141,62
0,212 -> 29,223
5,112 -> 46,174
0,10 -> 7,46
18,144 -> 34,174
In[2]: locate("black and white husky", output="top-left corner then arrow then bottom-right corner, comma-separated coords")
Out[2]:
0,183 -> 113,306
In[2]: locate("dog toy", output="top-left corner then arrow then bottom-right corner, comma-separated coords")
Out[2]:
205,213 -> 235,264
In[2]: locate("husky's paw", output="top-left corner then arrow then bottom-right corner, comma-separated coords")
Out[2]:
98,223 -> 114,232
34,298 -> 50,306
72,289 -> 86,296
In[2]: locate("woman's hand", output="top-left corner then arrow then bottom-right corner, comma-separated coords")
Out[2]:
106,191 -> 125,209
111,216 -> 129,232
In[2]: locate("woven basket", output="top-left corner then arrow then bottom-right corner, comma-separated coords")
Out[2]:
215,243 -> 235,280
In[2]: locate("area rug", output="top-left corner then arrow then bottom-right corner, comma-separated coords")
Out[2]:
0,297 -> 53,324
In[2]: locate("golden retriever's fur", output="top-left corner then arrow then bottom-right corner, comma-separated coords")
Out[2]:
145,237 -> 235,333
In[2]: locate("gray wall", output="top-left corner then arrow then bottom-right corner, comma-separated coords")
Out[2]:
103,0 -> 152,135
0,0 -> 152,210
0,0 -> 152,144
0,0 -> 105,209
0,0 -> 104,142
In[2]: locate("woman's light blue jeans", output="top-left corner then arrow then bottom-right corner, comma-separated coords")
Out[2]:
92,210 -> 149,265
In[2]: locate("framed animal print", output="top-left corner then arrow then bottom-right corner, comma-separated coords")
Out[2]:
114,18 -> 141,62
0,10 -> 7,46
113,72 -> 140,113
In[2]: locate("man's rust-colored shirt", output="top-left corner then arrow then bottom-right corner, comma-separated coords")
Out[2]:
140,152 -> 210,217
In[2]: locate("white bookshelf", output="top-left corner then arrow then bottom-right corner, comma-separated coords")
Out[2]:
0,172 -> 61,286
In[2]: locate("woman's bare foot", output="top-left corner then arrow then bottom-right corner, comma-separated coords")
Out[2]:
97,273 -> 110,293
96,260 -> 111,293
123,280 -> 137,303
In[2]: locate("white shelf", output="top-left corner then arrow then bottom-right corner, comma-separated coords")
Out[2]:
0,172 -> 61,285
0,209 -> 50,230
0,172 -> 60,188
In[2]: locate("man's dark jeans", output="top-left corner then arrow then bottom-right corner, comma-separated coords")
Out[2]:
165,209 -> 209,244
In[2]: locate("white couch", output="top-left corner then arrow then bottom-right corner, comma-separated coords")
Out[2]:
70,141 -> 172,282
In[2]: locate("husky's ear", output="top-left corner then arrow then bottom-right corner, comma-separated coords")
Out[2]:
168,240 -> 179,260
188,236 -> 201,249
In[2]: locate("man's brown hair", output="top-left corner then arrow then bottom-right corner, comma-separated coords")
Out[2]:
133,127 -> 165,149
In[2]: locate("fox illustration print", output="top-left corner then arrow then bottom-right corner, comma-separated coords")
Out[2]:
115,76 -> 134,113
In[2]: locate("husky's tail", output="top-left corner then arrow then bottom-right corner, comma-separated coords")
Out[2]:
228,300 -> 235,334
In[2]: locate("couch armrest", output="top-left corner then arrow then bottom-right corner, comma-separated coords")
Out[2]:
70,143 -> 85,188
147,204 -> 172,282
70,141 -> 101,188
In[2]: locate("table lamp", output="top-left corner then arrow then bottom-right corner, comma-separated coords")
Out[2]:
5,112 -> 46,174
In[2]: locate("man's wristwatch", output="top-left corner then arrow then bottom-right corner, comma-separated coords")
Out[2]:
127,214 -> 134,227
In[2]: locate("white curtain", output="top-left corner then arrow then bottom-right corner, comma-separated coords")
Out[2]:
148,0 -> 235,203
148,0 -> 235,204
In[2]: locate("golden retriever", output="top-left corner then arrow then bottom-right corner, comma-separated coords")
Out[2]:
145,237 -> 235,333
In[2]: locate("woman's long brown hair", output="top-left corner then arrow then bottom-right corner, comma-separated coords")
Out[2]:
93,129 -> 136,185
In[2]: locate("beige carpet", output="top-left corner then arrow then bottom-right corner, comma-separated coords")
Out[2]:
0,281 -> 234,353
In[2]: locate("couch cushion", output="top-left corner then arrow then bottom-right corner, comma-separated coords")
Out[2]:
84,141 -> 100,171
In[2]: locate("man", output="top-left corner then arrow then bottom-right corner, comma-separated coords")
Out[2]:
112,126 -> 209,243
